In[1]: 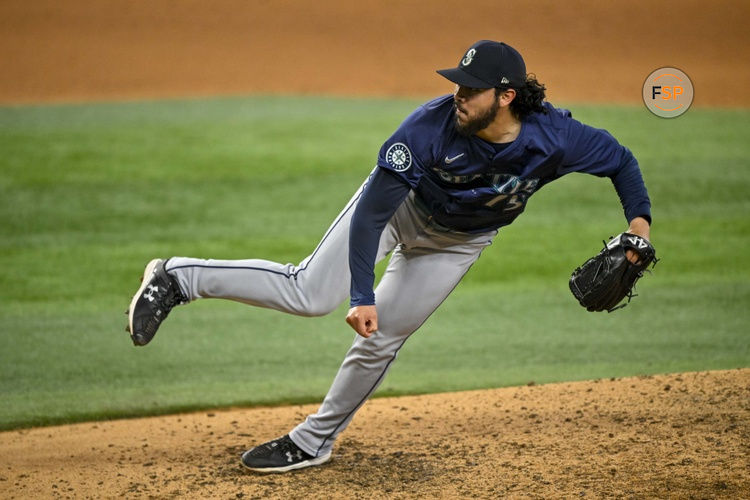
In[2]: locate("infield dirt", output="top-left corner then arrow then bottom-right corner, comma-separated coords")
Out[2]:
1,0 -> 749,106
2,370 -> 748,498
1,0 -> 748,498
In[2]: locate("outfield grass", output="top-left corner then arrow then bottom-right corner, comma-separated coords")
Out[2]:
1,96 -> 748,430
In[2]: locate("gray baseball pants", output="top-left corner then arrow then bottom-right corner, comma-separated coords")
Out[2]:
166,175 -> 496,458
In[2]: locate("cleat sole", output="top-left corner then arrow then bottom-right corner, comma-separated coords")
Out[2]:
127,259 -> 162,346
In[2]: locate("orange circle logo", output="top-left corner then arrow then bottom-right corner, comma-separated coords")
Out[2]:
642,67 -> 694,118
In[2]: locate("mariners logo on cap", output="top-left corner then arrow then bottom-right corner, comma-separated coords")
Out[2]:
461,48 -> 476,66
385,143 -> 412,172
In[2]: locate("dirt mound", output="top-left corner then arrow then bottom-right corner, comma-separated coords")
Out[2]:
2,369 -> 748,498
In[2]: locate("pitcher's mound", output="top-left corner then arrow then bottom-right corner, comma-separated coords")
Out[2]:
1,369 -> 747,498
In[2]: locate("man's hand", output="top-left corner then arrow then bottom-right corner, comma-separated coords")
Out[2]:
626,216 -> 651,264
346,305 -> 378,338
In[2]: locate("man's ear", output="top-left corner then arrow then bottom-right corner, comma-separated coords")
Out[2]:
499,88 -> 517,106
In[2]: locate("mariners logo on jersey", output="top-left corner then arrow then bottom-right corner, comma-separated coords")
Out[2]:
385,143 -> 412,172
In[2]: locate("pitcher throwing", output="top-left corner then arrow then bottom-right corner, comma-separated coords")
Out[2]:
126,40 -> 653,473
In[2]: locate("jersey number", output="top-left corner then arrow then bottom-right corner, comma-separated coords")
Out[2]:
484,177 -> 539,211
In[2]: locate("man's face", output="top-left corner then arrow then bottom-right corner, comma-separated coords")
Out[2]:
452,85 -> 500,137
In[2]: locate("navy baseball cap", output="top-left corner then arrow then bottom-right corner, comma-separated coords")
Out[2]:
437,40 -> 526,89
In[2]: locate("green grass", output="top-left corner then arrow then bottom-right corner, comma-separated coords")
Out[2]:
1,96 -> 748,430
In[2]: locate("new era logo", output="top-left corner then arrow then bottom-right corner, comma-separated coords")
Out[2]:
501,77 -> 510,85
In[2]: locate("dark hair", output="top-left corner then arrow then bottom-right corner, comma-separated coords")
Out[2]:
496,74 -> 546,119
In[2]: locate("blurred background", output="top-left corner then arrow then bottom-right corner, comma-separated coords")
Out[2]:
1,0 -> 748,105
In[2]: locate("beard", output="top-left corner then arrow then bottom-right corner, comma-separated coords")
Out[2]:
453,97 -> 500,137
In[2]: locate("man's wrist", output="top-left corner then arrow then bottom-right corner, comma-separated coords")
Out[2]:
350,295 -> 375,307
627,216 -> 651,240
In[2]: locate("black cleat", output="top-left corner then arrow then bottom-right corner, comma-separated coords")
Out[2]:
240,435 -> 331,473
126,259 -> 186,346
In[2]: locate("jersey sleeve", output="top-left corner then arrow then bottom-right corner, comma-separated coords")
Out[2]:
558,117 -> 628,177
609,152 -> 652,223
349,168 -> 411,306
558,115 -> 652,223
376,103 -> 440,187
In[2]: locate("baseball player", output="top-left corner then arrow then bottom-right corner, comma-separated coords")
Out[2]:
127,40 -> 652,473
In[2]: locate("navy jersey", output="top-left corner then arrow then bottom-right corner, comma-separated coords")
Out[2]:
349,95 -> 652,306
376,95 -> 650,232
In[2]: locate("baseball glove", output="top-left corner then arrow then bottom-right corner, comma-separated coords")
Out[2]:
569,232 -> 658,312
